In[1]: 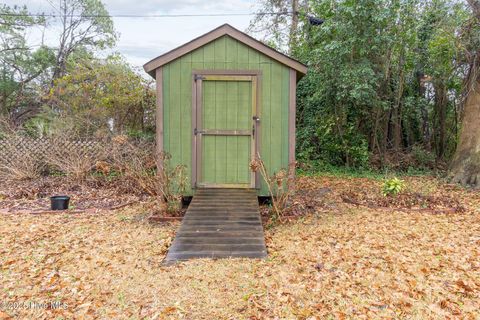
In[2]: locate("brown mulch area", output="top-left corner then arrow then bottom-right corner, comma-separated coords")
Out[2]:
258,175 -> 474,221
293,175 -> 473,214
341,190 -> 466,213
1,175 -> 476,218
0,176 -> 147,214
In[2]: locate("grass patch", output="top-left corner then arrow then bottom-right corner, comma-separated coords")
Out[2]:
298,161 -> 438,180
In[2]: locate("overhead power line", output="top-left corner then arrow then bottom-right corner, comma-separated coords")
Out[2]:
0,11 -> 295,19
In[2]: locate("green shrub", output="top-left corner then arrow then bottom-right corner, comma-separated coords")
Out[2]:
297,116 -> 370,168
382,177 -> 405,196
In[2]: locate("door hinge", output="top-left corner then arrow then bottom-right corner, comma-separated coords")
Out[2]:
194,75 -> 205,81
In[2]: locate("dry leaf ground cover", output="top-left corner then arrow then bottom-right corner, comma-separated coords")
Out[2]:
0,177 -> 145,213
1,175 -> 479,319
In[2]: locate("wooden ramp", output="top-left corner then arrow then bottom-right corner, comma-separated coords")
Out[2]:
165,189 -> 267,262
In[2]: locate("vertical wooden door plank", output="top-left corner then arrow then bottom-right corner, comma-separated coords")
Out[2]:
237,81 -> 250,130
237,81 -> 251,184
202,81 -> 216,183
237,136 -> 250,183
214,81 -> 227,183
226,82 -> 239,183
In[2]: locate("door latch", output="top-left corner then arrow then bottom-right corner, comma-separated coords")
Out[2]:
253,116 -> 260,122
194,128 -> 205,135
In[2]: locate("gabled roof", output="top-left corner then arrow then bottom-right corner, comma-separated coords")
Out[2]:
143,24 -> 307,79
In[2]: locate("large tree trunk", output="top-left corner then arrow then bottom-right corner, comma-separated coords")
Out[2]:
450,81 -> 480,187
450,0 -> 480,187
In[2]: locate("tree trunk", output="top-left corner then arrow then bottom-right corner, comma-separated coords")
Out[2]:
288,0 -> 299,54
392,103 -> 402,151
417,72 -> 431,150
450,81 -> 480,187
433,82 -> 448,159
392,50 -> 406,151
381,108 -> 391,153
450,0 -> 480,187
332,101 -> 350,167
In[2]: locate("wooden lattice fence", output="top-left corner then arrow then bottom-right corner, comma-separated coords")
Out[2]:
0,137 -> 103,166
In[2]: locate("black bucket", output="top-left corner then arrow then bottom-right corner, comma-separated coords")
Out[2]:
50,196 -> 70,210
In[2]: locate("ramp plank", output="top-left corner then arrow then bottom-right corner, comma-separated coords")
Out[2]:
164,189 -> 267,262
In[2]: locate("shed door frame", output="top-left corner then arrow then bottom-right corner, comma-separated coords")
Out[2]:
192,70 -> 261,189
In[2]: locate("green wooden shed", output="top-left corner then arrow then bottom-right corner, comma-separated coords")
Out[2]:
143,24 -> 307,196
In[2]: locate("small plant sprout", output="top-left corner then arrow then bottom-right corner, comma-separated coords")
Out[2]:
382,177 -> 405,196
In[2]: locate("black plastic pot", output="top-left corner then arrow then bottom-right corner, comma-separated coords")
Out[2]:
50,196 -> 70,210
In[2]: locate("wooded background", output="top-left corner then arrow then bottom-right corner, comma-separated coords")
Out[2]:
1,0 -> 479,186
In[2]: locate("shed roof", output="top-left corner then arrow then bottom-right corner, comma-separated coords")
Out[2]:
143,24 -> 307,79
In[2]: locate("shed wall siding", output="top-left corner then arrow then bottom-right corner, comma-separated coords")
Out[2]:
161,35 -> 290,195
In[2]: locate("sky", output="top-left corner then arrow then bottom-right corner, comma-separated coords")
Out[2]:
5,0 -> 258,72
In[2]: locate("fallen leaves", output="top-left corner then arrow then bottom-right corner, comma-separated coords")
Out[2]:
0,176 -> 145,213
0,311 -> 12,320
0,175 -> 479,319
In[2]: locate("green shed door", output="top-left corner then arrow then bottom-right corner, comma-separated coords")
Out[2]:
194,75 -> 258,188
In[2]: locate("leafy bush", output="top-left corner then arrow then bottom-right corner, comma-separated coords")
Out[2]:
296,113 -> 370,169
47,57 -> 155,135
382,177 -> 405,196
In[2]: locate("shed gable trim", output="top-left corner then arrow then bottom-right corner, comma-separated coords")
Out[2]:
143,24 -> 307,77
